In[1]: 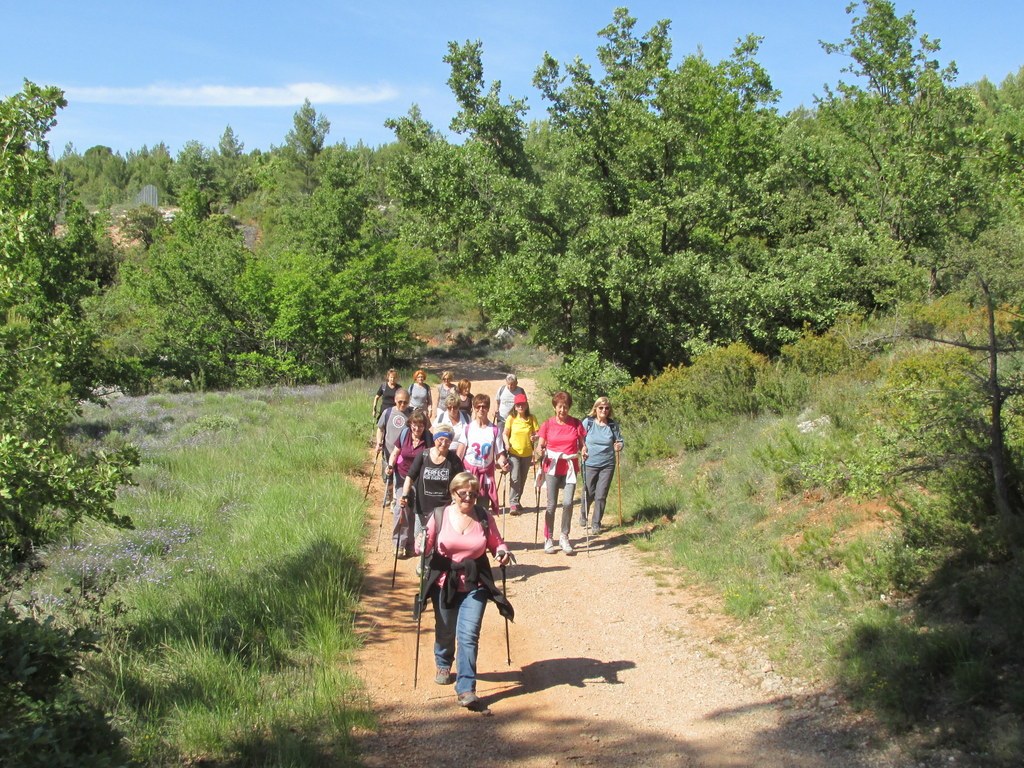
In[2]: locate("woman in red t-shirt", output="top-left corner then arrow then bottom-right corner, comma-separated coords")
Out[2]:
537,391 -> 587,555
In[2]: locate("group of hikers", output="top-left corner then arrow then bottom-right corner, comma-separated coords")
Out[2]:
370,367 -> 624,713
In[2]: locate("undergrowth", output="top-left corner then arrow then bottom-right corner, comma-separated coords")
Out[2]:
615,321 -> 1024,764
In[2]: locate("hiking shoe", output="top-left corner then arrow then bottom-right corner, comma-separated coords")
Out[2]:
544,538 -> 558,554
457,691 -> 487,711
509,504 -> 519,515
435,667 -> 451,685
578,517 -> 588,527
559,535 -> 574,554
590,526 -> 601,537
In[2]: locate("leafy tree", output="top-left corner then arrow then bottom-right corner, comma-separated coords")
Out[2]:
1,81 -> 134,570
814,0 -> 998,294
56,144 -> 128,207
169,140 -> 216,214
119,210 -> 262,388
390,9 -> 786,373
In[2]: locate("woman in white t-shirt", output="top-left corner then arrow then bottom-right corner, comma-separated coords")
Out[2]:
456,393 -> 509,517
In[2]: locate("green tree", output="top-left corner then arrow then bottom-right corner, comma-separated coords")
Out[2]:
285,99 -> 330,194
215,124 -> 253,206
814,0 -> 997,294
389,9 -> 785,373
1,81 -> 134,570
169,139 -> 216,213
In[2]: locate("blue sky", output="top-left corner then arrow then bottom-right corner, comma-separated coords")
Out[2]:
4,1 -> 1022,157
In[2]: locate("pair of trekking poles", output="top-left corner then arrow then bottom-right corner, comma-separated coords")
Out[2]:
365,445 -> 511,687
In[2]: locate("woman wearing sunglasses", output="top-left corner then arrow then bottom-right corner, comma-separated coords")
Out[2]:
456,393 -> 510,517
417,472 -> 514,713
580,396 -> 624,535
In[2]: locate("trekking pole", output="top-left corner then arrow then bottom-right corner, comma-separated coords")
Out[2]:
501,562 -> 511,666
363,445 -> 381,501
533,458 -> 541,545
615,448 -> 623,527
375,473 -> 393,552
502,467 -> 508,515
499,469 -> 508,538
580,460 -> 590,557
391,492 -> 405,589
412,531 -> 430,688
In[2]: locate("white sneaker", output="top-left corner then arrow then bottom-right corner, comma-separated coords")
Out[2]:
559,535 -> 573,554
544,538 -> 558,554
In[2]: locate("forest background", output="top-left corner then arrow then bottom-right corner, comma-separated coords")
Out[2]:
4,1 -> 1024,765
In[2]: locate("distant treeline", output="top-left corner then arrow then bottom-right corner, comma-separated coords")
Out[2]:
38,1 -> 1024,392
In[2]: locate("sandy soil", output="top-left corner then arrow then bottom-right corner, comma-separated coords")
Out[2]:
351,370 -> 909,768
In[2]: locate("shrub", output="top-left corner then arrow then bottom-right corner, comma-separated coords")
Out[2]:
0,607 -> 127,767
551,350 -> 633,407
755,363 -> 811,414
686,342 -> 768,419
617,364 -> 689,418
779,328 -> 868,377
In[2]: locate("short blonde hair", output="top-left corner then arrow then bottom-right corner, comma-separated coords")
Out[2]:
449,471 -> 480,495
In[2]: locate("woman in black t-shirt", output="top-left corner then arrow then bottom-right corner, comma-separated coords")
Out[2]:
400,424 -> 465,534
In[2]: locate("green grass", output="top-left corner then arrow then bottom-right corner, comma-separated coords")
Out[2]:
617,358 -> 1024,763
25,382 -> 376,766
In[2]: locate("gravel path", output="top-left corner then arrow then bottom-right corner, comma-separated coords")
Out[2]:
352,374 -> 908,768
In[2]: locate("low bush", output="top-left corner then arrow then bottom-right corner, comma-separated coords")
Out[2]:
0,607 -> 126,768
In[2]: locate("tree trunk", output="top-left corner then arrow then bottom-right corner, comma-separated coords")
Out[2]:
981,277 -> 1023,554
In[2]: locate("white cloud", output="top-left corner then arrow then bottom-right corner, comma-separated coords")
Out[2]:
63,82 -> 399,107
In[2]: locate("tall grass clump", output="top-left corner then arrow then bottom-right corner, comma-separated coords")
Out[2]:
14,382 -> 376,767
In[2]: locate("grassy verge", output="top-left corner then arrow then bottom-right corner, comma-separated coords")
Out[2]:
19,383 -> 375,766
615,332 -> 1024,764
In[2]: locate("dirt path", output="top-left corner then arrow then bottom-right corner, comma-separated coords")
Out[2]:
352,371 -> 904,768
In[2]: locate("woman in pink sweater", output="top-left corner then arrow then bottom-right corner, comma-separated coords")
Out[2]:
417,472 -> 514,713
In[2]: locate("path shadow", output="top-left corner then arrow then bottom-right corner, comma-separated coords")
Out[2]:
479,656 -> 637,705
500,562 -> 571,583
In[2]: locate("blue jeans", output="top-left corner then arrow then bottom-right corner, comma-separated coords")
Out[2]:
432,586 -> 488,695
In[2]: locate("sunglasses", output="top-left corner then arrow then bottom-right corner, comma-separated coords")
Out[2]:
456,490 -> 478,502
597,406 -> 609,410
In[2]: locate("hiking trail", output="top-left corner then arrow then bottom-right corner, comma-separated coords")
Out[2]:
352,367 -> 905,768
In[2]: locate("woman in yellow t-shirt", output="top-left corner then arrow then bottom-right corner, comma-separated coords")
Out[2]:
503,393 -> 539,514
